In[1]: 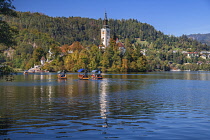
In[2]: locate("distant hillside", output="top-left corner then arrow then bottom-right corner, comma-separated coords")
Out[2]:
188,33 -> 210,46
3,12 -> 164,46
1,11 -> 210,72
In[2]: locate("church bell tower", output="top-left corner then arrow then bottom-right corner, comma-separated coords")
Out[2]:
101,12 -> 110,48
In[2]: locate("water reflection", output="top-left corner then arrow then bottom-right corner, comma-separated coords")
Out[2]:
99,79 -> 109,127
155,71 -> 210,81
1,72 -> 210,139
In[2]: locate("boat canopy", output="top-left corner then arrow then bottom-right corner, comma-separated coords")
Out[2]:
92,70 -> 102,73
91,70 -> 98,73
78,68 -> 86,72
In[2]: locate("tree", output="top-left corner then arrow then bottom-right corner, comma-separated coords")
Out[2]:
32,47 -> 45,64
0,0 -> 16,16
0,0 -> 18,79
88,45 -> 101,70
0,0 -> 17,50
78,49 -> 89,69
136,56 -> 147,71
0,64 -> 16,81
121,58 -> 129,72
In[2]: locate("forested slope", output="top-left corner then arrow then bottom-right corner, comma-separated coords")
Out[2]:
1,12 -> 210,71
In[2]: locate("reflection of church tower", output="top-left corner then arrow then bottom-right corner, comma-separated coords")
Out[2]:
101,12 -> 110,48
100,79 -> 109,127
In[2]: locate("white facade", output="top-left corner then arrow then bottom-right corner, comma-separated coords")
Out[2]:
101,28 -> 110,48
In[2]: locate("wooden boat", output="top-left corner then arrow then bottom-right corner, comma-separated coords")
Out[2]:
23,70 -> 29,75
57,74 -> 67,79
91,74 -> 103,79
57,71 -> 67,79
78,74 -> 89,80
78,68 -> 89,80
91,69 -> 103,80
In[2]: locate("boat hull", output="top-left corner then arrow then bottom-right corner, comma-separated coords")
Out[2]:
91,76 -> 103,80
78,75 -> 89,80
91,74 -> 103,80
57,74 -> 67,79
23,72 -> 29,75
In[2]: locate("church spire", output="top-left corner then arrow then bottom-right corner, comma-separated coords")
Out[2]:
103,12 -> 109,28
101,12 -> 110,48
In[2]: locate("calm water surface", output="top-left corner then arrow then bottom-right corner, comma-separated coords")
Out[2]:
1,71 -> 210,139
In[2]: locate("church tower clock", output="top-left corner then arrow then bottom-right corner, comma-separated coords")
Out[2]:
101,12 -> 110,48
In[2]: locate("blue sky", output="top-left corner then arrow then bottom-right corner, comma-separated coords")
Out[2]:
13,0 -> 210,36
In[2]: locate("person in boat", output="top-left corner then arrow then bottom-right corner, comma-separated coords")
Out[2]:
61,70 -> 66,77
97,70 -> 102,78
84,69 -> 88,78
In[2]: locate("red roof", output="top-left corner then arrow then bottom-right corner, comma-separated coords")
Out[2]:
116,42 -> 125,48
60,41 -> 84,53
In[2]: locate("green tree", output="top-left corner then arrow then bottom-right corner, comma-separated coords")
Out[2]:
0,0 -> 17,50
32,47 -> 45,64
136,56 -> 147,71
88,45 -> 101,70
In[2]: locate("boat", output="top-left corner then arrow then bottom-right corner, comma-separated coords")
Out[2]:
57,70 -> 67,79
23,70 -> 29,75
91,69 -> 103,79
78,68 -> 89,80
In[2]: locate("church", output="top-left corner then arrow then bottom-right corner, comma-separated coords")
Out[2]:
100,12 -> 126,54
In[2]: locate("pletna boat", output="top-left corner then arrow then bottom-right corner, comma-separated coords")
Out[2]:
78,68 -> 89,80
57,70 -> 67,79
23,70 -> 29,75
91,69 -> 103,79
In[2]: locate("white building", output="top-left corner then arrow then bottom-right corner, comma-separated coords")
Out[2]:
101,12 -> 110,48
40,56 -> 46,65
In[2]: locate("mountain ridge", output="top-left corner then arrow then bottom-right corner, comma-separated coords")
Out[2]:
187,33 -> 210,46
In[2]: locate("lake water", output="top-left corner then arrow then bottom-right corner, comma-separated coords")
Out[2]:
1,71 -> 210,139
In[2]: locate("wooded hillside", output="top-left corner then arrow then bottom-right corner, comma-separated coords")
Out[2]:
1,12 -> 210,72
